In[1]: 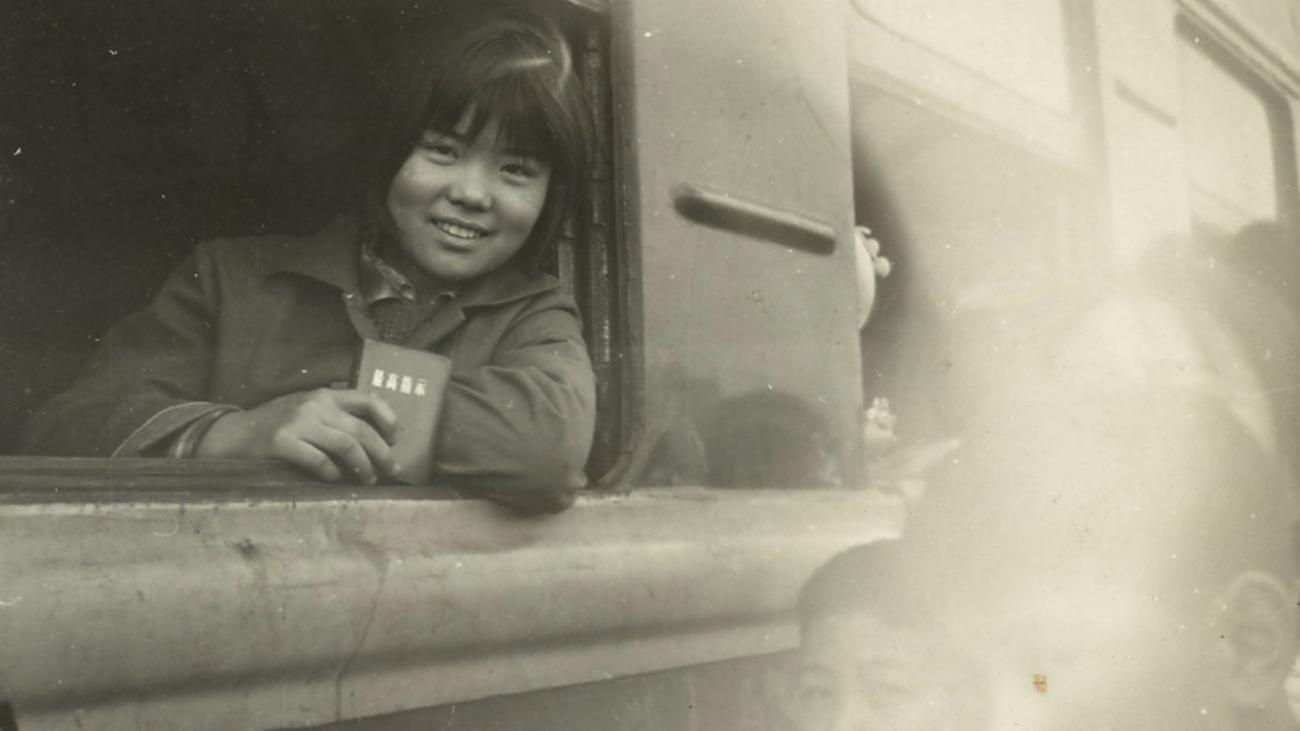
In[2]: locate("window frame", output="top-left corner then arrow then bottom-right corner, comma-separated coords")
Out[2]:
844,0 -> 1101,174
0,0 -> 634,496
1175,12 -> 1300,236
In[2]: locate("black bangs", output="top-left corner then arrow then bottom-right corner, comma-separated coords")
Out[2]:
418,17 -> 577,161
365,7 -> 594,274
427,72 -> 561,161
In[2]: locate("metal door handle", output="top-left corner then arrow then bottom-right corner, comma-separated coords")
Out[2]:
671,183 -> 836,255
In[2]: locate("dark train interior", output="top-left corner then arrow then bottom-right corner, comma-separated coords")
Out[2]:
0,0 -> 603,456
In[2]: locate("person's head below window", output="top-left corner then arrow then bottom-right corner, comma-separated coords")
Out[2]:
793,379 -> 1300,729
791,541 -> 990,730
702,391 -> 842,488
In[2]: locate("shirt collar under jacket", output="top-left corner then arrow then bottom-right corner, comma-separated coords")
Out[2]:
265,217 -> 562,311
358,233 -> 422,306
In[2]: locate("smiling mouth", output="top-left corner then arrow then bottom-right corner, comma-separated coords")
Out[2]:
433,218 -> 489,240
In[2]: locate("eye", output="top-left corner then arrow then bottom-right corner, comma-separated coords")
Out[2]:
418,132 -> 459,162
501,157 -> 549,184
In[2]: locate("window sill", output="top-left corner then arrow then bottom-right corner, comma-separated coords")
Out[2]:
0,459 -> 902,730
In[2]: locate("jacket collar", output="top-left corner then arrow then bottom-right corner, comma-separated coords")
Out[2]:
262,217 -> 361,293
266,217 -> 563,310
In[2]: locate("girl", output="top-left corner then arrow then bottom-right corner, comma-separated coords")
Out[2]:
24,6 -> 597,511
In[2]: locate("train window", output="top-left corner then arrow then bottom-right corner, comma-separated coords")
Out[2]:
850,86 -> 1096,439
837,1 -> 1103,452
0,1 -> 622,492
849,0 -> 1073,115
846,0 -> 1096,179
846,0 -> 1099,441
1177,23 -> 1298,236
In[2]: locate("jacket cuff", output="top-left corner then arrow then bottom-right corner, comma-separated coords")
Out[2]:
161,406 -> 241,458
114,402 -> 240,458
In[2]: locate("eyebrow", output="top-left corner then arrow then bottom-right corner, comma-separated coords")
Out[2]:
422,127 -> 464,141
501,147 -> 548,160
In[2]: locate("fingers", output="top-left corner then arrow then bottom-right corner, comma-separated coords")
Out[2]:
320,415 -> 398,482
264,389 -> 398,484
328,389 -> 401,444
270,422 -> 391,485
274,437 -> 344,483
301,423 -> 381,485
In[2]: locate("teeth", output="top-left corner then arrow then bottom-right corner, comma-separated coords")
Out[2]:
435,220 -> 486,239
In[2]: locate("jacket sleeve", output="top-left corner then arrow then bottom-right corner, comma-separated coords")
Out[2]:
433,292 -> 597,513
22,247 -> 230,457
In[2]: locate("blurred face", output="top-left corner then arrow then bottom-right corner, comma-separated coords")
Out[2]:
386,111 -> 551,282
793,611 -> 987,730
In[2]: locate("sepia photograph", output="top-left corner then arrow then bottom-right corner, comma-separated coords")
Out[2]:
1,0 -> 1298,728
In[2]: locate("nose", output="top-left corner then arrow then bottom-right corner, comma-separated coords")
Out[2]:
448,165 -> 493,212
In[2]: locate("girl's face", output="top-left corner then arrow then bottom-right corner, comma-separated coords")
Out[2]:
386,111 -> 551,282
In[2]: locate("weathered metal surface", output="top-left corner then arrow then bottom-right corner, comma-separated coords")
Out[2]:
0,477 -> 901,730
300,653 -> 797,731
611,0 -> 866,488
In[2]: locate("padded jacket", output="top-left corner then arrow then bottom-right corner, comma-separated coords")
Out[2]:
24,220 -> 596,510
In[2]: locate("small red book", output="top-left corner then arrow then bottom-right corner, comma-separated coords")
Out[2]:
351,339 -> 452,485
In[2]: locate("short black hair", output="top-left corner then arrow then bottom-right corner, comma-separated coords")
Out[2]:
702,391 -> 839,488
362,4 -> 594,274
798,541 -> 939,638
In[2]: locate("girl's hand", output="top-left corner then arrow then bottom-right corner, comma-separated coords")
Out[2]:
863,396 -> 899,457
854,226 -> 891,329
195,389 -> 400,484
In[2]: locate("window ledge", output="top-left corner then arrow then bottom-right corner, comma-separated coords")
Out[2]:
0,463 -> 901,730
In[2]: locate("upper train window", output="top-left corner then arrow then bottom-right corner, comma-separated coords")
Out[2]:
1177,22 -> 1298,236
849,0 -> 1074,115
847,1 -> 1098,440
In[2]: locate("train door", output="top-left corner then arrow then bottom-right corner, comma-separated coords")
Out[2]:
609,0 -> 869,490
